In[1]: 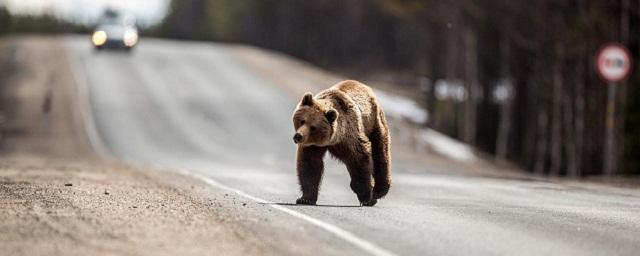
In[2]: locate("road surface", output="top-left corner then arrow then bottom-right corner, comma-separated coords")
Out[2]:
64,36 -> 640,256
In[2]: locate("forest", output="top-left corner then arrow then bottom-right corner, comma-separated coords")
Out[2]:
157,0 -> 640,176
0,7 -> 90,35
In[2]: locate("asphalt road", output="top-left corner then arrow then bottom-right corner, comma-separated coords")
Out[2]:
64,36 -> 640,256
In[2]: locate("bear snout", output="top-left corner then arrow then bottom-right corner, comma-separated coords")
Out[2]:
293,133 -> 303,144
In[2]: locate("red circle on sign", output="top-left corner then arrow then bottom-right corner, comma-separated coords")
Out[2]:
596,43 -> 632,83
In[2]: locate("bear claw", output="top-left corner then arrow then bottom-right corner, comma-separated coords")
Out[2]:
296,197 -> 316,205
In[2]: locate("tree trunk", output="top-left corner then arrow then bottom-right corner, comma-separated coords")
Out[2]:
534,107 -> 549,174
549,43 -> 564,176
523,71 -> 539,168
496,32 -> 513,161
534,50 -> 549,175
563,66 -> 577,177
438,13 -> 460,136
616,0 -> 630,173
463,27 -> 478,144
571,52 -> 586,177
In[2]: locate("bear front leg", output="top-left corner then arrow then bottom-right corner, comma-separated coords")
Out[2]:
345,153 -> 376,206
296,145 -> 327,205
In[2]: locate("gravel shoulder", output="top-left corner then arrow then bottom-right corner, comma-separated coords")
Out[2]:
0,36 -> 269,256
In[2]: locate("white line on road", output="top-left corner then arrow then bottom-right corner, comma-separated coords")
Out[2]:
178,169 -> 397,256
64,37 -> 396,256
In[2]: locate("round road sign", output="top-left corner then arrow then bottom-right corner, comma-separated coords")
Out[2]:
596,43 -> 632,83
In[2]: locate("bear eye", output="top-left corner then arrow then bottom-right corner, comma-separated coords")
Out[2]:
310,126 -> 316,132
300,120 -> 305,125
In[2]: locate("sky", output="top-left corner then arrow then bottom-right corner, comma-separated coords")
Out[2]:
1,0 -> 171,26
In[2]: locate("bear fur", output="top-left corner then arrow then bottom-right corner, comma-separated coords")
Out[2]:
291,80 -> 391,206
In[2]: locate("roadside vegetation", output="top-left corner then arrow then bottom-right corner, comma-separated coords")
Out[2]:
0,6 -> 90,35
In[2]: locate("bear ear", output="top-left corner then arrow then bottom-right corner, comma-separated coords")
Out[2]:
301,92 -> 314,106
325,109 -> 338,124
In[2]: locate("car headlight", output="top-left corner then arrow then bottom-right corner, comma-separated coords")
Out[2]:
92,31 -> 107,46
123,30 -> 138,47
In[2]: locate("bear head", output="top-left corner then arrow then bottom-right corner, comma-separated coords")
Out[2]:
292,92 -> 338,146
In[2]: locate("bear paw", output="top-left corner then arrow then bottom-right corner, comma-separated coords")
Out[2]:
373,184 -> 390,199
361,198 -> 378,207
356,191 -> 373,205
296,197 -> 316,205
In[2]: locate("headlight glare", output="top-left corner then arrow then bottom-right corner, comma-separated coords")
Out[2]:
123,30 -> 138,47
92,31 -> 107,46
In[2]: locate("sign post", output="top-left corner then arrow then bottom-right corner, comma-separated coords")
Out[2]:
595,43 -> 632,176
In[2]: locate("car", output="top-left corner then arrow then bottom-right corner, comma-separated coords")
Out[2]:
91,9 -> 138,51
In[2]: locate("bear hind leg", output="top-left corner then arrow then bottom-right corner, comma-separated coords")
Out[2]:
344,151 -> 376,206
370,120 -> 391,200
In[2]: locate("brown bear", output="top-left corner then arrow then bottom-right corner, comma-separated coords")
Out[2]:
292,80 -> 391,206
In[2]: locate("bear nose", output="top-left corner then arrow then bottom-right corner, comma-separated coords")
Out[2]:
293,133 -> 303,143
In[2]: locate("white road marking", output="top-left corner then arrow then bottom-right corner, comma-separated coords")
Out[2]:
64,37 -> 396,256
178,169 -> 397,256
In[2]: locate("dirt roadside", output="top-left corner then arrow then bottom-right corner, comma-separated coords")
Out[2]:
0,36 -> 270,256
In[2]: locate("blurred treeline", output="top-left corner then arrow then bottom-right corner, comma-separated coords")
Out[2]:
0,6 -> 90,35
157,0 -> 640,177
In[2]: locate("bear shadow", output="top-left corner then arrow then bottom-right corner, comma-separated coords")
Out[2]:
265,202 -> 362,208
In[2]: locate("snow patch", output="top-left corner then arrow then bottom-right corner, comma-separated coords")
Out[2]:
374,89 -> 428,124
418,129 -> 477,162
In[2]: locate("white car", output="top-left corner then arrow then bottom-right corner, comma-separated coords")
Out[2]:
92,10 -> 138,51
